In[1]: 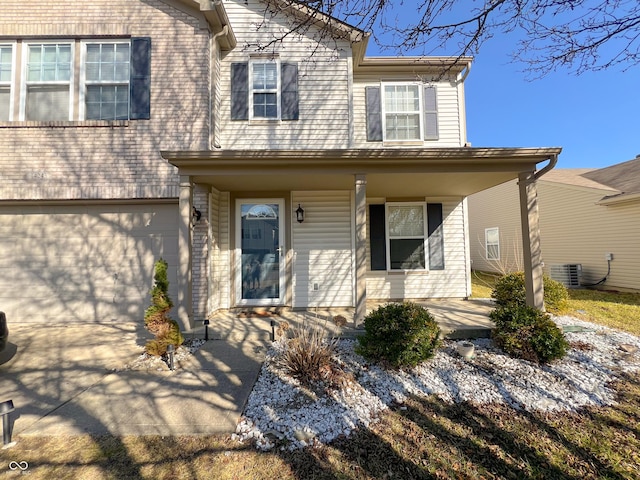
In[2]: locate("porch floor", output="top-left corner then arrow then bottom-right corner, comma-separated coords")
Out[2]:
189,299 -> 496,342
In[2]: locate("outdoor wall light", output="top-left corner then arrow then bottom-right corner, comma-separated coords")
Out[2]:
192,206 -> 202,224
295,204 -> 304,223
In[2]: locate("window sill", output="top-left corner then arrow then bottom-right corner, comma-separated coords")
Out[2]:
368,270 -> 430,275
0,120 -> 130,128
249,118 -> 281,125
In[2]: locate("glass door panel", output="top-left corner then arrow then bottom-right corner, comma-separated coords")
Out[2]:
237,200 -> 284,304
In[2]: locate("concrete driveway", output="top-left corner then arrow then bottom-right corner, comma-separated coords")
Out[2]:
0,322 -> 266,438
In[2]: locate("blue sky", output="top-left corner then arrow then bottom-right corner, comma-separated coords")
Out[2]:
364,12 -> 639,170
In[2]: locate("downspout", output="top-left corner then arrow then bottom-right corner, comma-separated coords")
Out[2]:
534,153 -> 558,181
210,25 -> 229,150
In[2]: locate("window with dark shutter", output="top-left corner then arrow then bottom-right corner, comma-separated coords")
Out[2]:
281,62 -> 298,120
369,204 -> 387,270
423,85 -> 438,140
365,86 -> 382,141
231,62 -> 249,120
130,37 -> 151,120
427,203 -> 445,269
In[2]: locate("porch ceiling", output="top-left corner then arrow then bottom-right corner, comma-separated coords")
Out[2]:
162,147 -> 562,197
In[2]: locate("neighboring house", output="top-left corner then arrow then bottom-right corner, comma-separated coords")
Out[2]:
468,157 -> 640,291
0,0 -> 559,330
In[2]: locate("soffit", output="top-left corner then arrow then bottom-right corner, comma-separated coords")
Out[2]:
163,147 -> 561,197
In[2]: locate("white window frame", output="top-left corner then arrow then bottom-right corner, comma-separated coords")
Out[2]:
385,202 -> 428,271
249,58 -> 280,120
485,227 -> 500,261
79,40 -> 131,120
20,40 -> 74,121
0,42 -> 16,121
381,82 -> 423,142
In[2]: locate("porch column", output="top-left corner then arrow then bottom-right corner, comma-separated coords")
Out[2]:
177,175 -> 193,330
354,174 -> 367,326
518,171 -> 545,311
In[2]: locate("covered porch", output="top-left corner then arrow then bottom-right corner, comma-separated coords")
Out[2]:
185,298 -> 496,342
162,147 -> 561,331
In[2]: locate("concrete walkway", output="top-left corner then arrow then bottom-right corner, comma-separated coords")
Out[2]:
0,299 -> 493,439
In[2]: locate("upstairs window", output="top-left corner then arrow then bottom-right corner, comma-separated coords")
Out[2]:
231,60 -> 299,121
383,84 -> 421,141
0,44 -> 14,120
365,83 -> 439,142
82,42 -> 131,120
24,43 -> 73,121
251,60 -> 278,119
11,37 -> 150,122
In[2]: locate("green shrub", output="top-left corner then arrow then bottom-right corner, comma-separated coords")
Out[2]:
144,258 -> 183,356
356,302 -> 441,369
491,272 -> 568,313
490,305 -> 568,363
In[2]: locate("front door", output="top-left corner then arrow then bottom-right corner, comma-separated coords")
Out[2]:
236,199 -> 285,306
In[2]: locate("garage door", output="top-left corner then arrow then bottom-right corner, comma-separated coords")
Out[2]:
0,203 -> 178,324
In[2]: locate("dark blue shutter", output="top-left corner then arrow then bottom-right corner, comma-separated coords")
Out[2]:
130,37 -> 151,120
281,62 -> 299,120
423,85 -> 438,140
365,86 -> 382,141
231,62 -> 249,120
369,204 -> 387,270
427,203 -> 445,270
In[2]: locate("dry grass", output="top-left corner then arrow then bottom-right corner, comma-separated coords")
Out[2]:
3,372 -> 639,479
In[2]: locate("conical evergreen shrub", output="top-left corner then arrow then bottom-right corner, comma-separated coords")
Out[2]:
144,258 -> 183,356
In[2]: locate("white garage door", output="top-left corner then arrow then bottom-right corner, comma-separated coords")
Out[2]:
0,203 -> 178,324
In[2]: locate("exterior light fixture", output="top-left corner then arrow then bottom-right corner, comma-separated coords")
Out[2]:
295,204 -> 304,223
192,206 -> 202,224
203,319 -> 210,341
1,399 -> 15,446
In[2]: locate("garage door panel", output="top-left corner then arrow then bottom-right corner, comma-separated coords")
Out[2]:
0,203 -> 178,324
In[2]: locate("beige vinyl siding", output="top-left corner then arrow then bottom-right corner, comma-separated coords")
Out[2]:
291,191 -> 354,307
468,179 -> 640,291
352,73 -> 464,148
366,198 -> 469,299
467,180 -> 523,273
0,203 -> 178,323
219,0 -> 351,149
215,192 -> 231,309
538,183 -> 640,290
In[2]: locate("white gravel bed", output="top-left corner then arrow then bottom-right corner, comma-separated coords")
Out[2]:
234,316 -> 640,451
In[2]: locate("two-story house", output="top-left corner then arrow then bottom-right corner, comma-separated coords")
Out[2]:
0,0 -> 560,330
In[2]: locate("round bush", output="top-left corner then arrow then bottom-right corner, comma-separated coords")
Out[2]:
490,305 -> 568,363
491,272 -> 569,313
355,302 -> 441,369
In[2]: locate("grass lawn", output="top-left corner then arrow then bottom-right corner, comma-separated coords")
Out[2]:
2,274 -> 639,479
471,270 -> 640,336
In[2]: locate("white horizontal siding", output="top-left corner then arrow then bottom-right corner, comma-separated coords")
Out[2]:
352,74 -> 464,148
366,198 -> 469,299
292,191 -> 354,307
219,0 -> 351,149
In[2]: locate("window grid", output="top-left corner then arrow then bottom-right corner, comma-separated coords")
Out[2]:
485,227 -> 500,260
0,44 -> 13,121
83,42 -> 130,120
24,42 -> 73,121
386,203 -> 427,270
383,84 -> 421,141
251,60 -> 279,119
